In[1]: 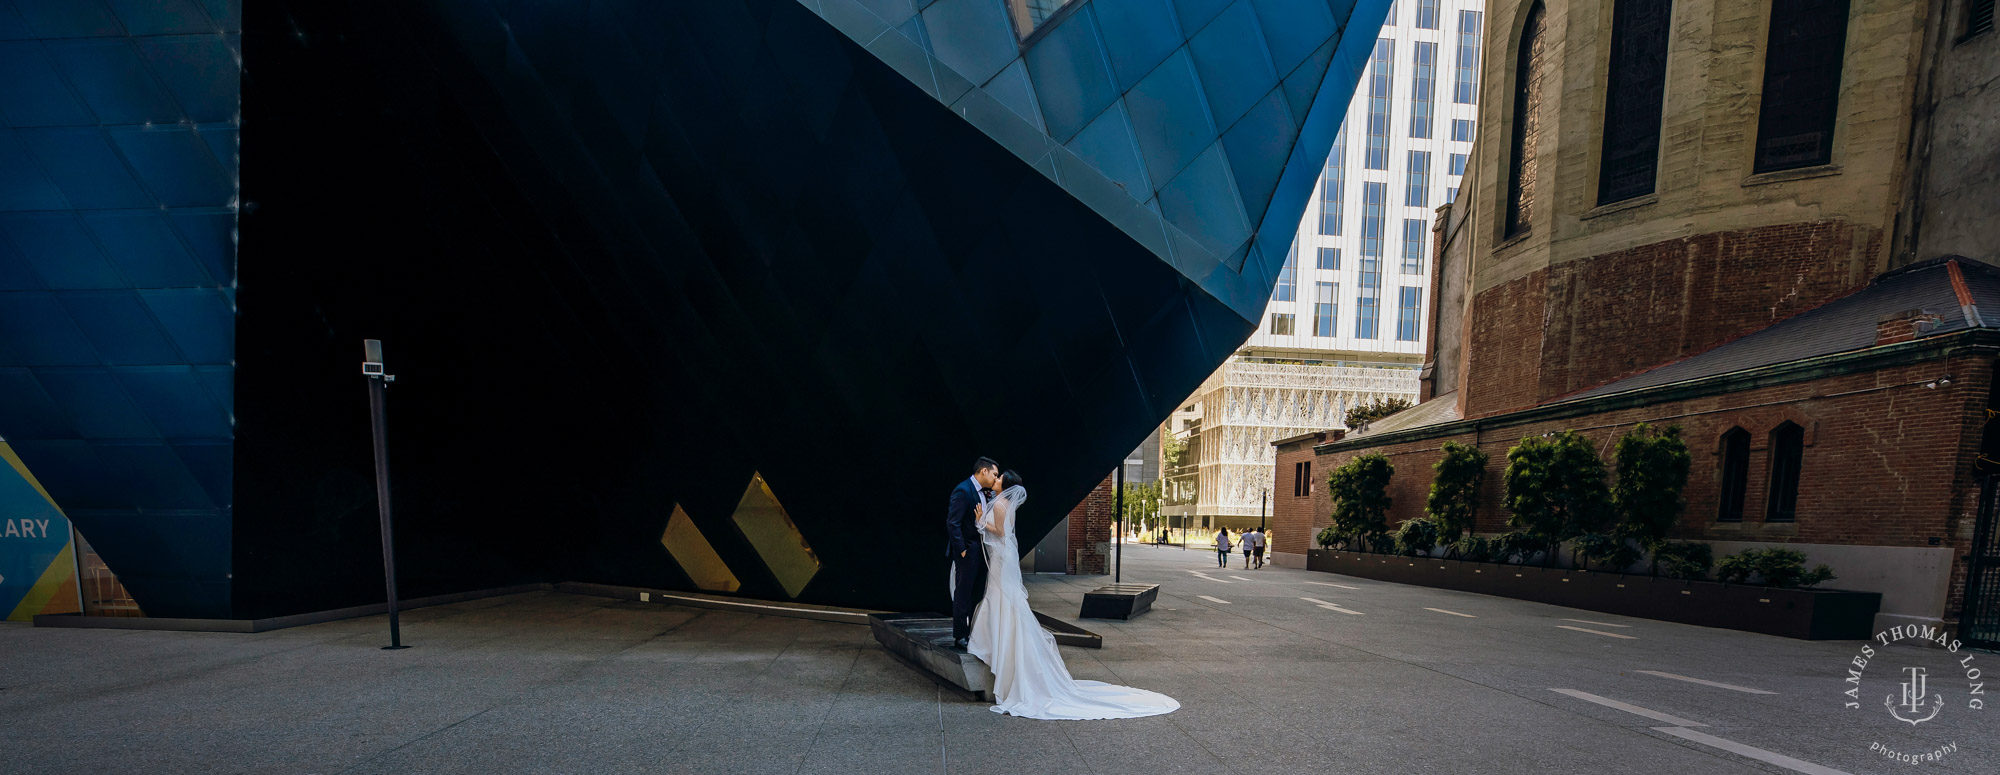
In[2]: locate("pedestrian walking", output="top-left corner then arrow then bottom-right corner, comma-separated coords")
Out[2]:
1242,531 -> 1254,569
1214,528 -> 1232,568
1250,528 -> 1267,568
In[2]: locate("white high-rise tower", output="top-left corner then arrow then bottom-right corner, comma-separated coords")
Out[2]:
1162,0 -> 1485,533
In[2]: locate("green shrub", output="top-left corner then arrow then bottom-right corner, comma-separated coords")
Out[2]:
1328,453 -> 1395,553
1650,541 -> 1713,580
1345,397 -> 1413,429
1611,423 -> 1691,554
1716,548 -> 1838,588
1504,431 -> 1612,564
1714,551 -> 1756,584
1451,534 -> 1494,563
1572,533 -> 1642,572
1492,531 -> 1544,565
1368,534 -> 1398,554
1316,525 -> 1342,549
1427,442 -> 1487,545
1394,517 -> 1442,556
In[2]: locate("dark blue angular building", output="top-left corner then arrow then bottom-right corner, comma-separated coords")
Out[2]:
0,0 -> 1385,618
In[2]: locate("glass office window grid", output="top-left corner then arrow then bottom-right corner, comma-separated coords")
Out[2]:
1261,0 -> 1485,354
1397,287 -> 1422,341
1321,125 -> 1346,236
1357,182 -> 1386,339
1365,39 -> 1395,170
1410,42 -> 1436,139
1418,0 -> 1442,29
1273,244 -> 1298,301
1270,313 -> 1297,336
1314,282 -> 1338,336
1402,219 -> 1427,274
1385,0 -> 1398,26
1455,11 -> 1483,104
1406,151 -> 1431,207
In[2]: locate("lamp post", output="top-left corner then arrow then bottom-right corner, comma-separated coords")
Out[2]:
1113,464 -> 1123,584
1260,488 -> 1268,532
362,340 -> 408,650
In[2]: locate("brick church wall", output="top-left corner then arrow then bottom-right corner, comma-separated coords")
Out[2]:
1312,352 -> 1990,626
1467,223 -> 1875,418
1065,473 -> 1113,575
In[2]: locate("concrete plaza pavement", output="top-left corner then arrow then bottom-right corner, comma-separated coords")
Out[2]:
1,543 -> 1990,774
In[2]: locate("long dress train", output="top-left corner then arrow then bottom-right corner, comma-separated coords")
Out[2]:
965,486 -> 1179,720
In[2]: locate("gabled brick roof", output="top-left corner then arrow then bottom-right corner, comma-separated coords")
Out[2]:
1567,257 -> 1994,400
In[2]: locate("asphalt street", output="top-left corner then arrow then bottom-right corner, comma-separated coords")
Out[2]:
0,542 -> 1989,774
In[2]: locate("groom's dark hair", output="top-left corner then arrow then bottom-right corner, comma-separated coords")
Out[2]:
972,457 -> 999,475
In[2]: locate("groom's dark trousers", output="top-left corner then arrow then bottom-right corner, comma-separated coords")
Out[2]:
947,478 -> 988,642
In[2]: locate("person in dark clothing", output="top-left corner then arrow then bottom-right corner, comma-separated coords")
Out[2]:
947,457 -> 1002,647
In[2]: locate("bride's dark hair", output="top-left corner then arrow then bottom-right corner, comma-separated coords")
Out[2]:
1001,470 -> 1023,490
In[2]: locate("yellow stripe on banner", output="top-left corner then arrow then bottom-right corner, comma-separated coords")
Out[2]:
660,505 -> 740,593
7,540 -> 78,622
0,441 -> 64,514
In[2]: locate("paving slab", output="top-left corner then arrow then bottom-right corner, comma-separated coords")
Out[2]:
1,548 -> 1994,774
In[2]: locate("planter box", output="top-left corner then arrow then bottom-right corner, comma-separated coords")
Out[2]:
1304,549 -> 1879,640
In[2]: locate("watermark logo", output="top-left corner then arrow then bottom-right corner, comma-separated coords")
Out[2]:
1888,667 -> 1941,725
1841,625 -> 1985,766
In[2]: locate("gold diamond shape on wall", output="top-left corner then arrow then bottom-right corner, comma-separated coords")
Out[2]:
730,473 -> 819,599
659,504 -> 739,593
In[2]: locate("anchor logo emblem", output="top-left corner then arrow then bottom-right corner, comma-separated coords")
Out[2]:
1886,667 -> 1943,725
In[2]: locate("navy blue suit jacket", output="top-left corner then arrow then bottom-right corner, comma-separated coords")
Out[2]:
946,478 -> 983,561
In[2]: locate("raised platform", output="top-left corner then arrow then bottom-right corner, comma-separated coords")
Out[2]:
868,613 -> 993,701
1080,583 -> 1160,620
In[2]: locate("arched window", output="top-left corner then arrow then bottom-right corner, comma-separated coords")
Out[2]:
1717,427 -> 1750,522
1753,0 -> 1851,172
1766,422 -> 1804,522
1598,0 -> 1673,204
1504,2 -> 1547,237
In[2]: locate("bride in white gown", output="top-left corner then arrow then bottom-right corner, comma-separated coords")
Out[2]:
966,471 -> 1179,720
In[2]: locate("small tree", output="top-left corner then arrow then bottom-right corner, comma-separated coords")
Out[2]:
1611,423 -> 1691,554
1328,453 -> 1395,552
1394,517 -> 1442,556
1503,431 -> 1611,565
1344,397 -> 1414,429
1427,442 -> 1487,550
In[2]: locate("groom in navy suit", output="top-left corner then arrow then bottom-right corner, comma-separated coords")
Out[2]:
948,457 -> 1002,647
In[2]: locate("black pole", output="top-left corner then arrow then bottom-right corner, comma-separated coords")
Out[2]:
1260,489 -> 1267,532
1114,465 -> 1124,584
363,339 -> 408,650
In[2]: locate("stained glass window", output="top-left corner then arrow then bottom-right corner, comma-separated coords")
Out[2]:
1753,0 -> 1850,172
1598,0 -> 1673,203
1505,3 -> 1547,237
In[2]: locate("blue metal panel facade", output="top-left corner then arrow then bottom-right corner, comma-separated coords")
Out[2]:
0,0 -> 238,618
0,0 -> 1382,617
809,0 -> 1391,320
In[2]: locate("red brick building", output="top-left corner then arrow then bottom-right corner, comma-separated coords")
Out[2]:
1274,0 -> 2000,642
1064,473 -> 1114,575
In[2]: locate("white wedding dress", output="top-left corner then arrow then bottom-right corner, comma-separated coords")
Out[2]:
965,486 -> 1179,720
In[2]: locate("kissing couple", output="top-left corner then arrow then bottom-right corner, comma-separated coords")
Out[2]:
946,457 -> 1178,720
